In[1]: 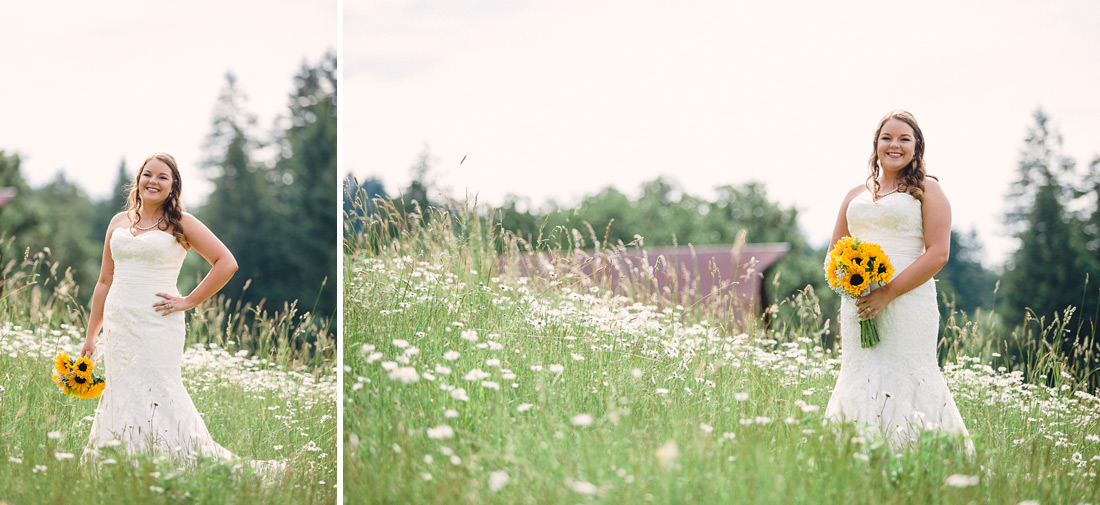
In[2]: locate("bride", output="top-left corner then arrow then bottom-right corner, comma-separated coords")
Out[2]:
823,111 -> 972,450
80,152 -> 239,461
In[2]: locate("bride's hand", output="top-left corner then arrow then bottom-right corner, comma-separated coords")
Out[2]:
856,286 -> 895,320
80,337 -> 96,358
154,293 -> 196,316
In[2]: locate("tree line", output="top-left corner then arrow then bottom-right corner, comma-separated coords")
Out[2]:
347,109 -> 1098,378
1,52 -> 336,330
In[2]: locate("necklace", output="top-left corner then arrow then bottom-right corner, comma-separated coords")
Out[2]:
134,216 -> 164,231
874,185 -> 903,201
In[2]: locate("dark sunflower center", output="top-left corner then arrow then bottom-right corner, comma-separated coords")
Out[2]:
74,375 -> 87,384
852,257 -> 863,265
877,264 -> 886,274
851,274 -> 865,286
77,362 -> 88,372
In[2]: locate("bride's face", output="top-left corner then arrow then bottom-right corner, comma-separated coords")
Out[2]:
139,159 -> 174,206
876,118 -> 916,173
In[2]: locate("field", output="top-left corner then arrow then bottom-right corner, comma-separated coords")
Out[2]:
0,250 -> 337,504
343,203 -> 1100,504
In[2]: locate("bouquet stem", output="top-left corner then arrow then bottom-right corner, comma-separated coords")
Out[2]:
859,317 -> 879,348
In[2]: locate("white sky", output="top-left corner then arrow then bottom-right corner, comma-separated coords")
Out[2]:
0,1 -> 335,208
345,0 -> 1100,267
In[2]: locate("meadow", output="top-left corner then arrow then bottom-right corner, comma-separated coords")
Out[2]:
0,245 -> 337,504
343,200 -> 1100,504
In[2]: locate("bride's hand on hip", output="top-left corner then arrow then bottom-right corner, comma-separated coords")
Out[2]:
856,286 -> 895,320
154,293 -> 196,316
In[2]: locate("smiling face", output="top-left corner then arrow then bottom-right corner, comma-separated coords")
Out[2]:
138,158 -> 174,205
875,118 -> 917,174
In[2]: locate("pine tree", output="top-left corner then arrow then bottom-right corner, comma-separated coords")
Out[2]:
274,53 -> 337,319
1001,109 -> 1089,342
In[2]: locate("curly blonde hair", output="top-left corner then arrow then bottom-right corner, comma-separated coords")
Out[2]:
126,152 -> 189,248
866,110 -> 936,201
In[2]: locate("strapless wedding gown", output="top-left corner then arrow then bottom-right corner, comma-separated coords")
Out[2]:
86,228 -> 235,460
824,192 -> 971,450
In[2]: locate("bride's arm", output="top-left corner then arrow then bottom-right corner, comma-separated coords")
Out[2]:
82,213 -> 126,357
154,213 -> 238,315
857,178 -> 951,318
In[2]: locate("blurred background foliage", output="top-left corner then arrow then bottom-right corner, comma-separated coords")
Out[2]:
347,108 -> 1099,385
1,52 -> 336,335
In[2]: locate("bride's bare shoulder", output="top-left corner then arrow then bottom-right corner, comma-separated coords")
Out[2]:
841,184 -> 865,204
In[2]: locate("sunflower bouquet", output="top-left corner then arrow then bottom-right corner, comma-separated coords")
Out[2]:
53,351 -> 106,399
824,236 -> 895,348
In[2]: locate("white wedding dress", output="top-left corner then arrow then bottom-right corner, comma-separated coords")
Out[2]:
824,191 -> 972,450
85,228 -> 235,461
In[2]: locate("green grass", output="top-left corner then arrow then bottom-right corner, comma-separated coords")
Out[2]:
343,200 -> 1100,505
0,246 -> 336,504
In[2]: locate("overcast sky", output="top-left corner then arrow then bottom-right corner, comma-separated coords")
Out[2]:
345,0 -> 1100,267
0,1 -> 335,208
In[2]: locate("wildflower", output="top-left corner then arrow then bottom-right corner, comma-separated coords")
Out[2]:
549,364 -> 564,374
944,474 -> 979,488
530,365 -> 543,372
656,440 -> 678,469
656,388 -> 669,395
734,392 -> 750,402
482,381 -> 500,390
571,413 -> 594,427
359,343 -> 375,355
461,330 -> 478,342
387,367 -> 420,384
421,472 -> 433,481
366,352 -> 383,363
451,389 -> 469,402
424,455 -> 434,464
571,480 -> 598,495
464,369 -> 490,381
443,351 -> 460,361
486,358 -> 500,367
392,339 -> 409,348
517,403 -> 533,412
48,431 -> 61,440
450,455 -> 462,465
571,353 -> 585,361
427,425 -> 455,440
54,452 -> 75,461
632,368 -> 643,379
699,423 -> 714,433
435,365 -> 452,375
488,470 -> 510,491
444,409 -> 460,418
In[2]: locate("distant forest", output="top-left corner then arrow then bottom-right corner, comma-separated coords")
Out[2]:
0,52 -> 336,330
347,109 -> 1100,375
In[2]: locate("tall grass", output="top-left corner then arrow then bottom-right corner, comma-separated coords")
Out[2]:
0,237 -> 336,504
344,197 -> 1100,504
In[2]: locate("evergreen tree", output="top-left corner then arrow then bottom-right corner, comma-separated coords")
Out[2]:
936,228 -> 998,315
1001,109 -> 1090,338
274,53 -> 337,318
197,72 -> 278,306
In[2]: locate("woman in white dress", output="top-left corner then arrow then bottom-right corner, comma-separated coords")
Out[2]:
824,111 -> 972,450
79,152 -> 239,460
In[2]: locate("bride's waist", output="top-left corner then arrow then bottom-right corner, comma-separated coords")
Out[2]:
110,274 -> 180,287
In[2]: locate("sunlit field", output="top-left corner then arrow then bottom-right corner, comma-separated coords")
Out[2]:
0,248 -> 336,504
343,200 -> 1100,505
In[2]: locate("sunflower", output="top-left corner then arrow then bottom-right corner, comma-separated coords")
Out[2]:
872,259 -> 895,283
77,380 -> 106,400
840,264 -> 871,297
825,255 -> 840,287
55,352 -> 73,376
74,356 -> 94,374
840,246 -> 869,270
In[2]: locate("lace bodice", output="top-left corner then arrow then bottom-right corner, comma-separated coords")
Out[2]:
110,228 -> 186,286
845,191 -> 925,272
